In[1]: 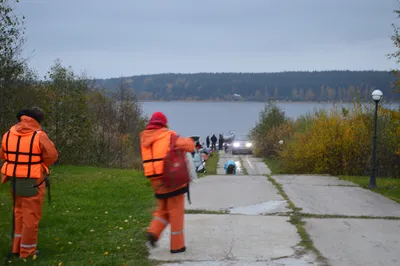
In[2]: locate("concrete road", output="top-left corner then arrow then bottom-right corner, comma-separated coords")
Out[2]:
273,174 -> 400,266
305,218 -> 400,266
148,151 -> 400,266
217,151 -> 244,175
186,175 -> 289,214
149,151 -> 317,265
217,151 -> 271,175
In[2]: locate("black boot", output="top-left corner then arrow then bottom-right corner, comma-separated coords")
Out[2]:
147,233 -> 157,248
170,246 -> 186,254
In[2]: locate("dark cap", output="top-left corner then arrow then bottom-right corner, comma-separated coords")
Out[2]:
17,107 -> 44,124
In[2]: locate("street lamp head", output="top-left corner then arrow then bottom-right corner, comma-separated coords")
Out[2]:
371,89 -> 383,103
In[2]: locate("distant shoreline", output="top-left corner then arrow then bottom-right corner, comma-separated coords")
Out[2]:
138,100 -> 399,104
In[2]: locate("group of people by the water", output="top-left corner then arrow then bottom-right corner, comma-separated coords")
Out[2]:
205,133 -> 224,150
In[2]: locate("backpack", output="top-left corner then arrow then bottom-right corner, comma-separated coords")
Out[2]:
162,134 -> 191,189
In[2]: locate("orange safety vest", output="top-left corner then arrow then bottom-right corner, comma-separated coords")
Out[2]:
141,131 -> 188,198
1,130 -> 44,179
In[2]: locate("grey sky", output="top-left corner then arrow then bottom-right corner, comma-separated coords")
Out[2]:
16,0 -> 399,78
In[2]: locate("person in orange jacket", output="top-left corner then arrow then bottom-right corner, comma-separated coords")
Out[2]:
140,111 -> 195,254
0,107 -> 58,260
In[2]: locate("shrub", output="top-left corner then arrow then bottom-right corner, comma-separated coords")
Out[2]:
250,101 -> 287,157
251,100 -> 400,178
0,59 -> 147,169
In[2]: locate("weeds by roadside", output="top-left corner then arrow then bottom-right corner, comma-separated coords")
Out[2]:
265,174 -> 328,265
251,100 -> 400,178
239,157 -> 249,175
264,158 -> 285,174
198,152 -> 219,178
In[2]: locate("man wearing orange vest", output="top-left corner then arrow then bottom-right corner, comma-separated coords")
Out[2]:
140,111 -> 195,254
0,107 -> 58,260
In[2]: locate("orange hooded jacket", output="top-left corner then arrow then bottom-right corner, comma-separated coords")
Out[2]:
0,116 -> 59,184
140,127 -> 195,198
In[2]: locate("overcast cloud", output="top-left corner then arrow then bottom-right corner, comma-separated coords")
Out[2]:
16,0 -> 400,78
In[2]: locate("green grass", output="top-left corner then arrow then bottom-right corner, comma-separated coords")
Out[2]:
198,152 -> 219,178
238,158 -> 248,175
0,165 -> 157,266
264,158 -> 285,174
338,175 -> 400,204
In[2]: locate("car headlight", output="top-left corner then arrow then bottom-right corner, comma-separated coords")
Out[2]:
233,142 -> 240,147
245,142 -> 252,147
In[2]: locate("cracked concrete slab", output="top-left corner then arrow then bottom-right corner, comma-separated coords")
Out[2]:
149,214 -> 309,264
273,175 -> 359,187
305,218 -> 400,266
229,200 -> 287,215
280,182 -> 400,217
242,156 -> 271,175
186,175 -> 290,213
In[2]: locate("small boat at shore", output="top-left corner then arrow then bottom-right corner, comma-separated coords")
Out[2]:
223,131 -> 235,142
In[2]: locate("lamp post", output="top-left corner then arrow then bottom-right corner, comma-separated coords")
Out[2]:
368,89 -> 383,189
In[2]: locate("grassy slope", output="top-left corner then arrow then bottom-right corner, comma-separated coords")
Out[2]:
264,158 -> 285,175
0,165 -> 156,266
338,176 -> 400,204
198,152 -> 219,178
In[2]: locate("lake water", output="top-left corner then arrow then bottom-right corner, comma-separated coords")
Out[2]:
140,101 -> 399,142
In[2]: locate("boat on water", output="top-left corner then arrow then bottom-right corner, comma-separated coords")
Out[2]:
223,131 -> 235,142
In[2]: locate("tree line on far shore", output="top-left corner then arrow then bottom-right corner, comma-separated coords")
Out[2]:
94,71 -> 399,102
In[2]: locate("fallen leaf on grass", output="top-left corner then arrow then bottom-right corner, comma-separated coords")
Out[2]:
58,262 -> 63,266
104,251 -> 109,255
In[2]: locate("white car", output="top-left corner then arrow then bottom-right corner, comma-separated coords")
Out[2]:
231,135 -> 253,155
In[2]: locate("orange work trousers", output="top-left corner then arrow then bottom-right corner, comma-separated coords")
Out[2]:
148,193 -> 185,251
11,180 -> 45,259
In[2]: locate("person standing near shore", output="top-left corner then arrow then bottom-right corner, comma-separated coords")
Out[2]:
210,134 -> 217,150
206,136 -> 210,148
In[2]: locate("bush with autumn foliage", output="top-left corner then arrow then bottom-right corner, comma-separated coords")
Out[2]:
250,101 -> 400,177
